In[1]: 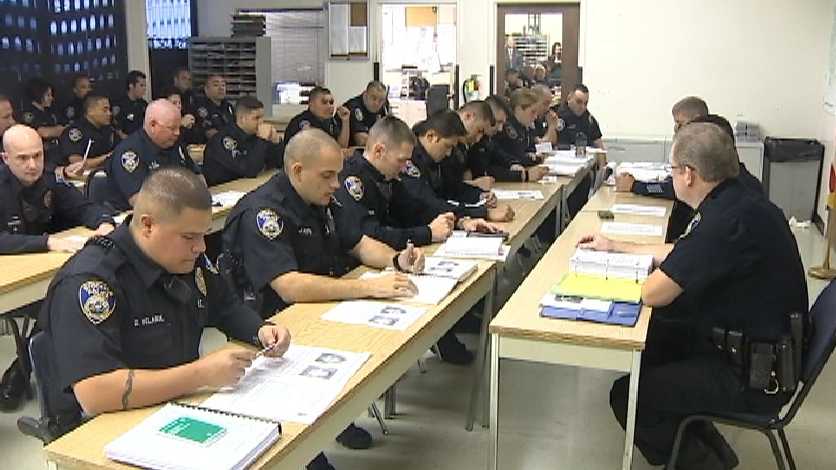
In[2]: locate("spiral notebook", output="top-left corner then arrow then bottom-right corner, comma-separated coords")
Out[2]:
105,402 -> 281,470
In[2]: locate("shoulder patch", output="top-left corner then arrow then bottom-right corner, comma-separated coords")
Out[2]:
197,106 -> 209,118
111,105 -> 120,116
222,136 -> 237,151
121,150 -> 139,173
299,119 -> 311,130
354,107 -> 364,121
680,212 -> 702,239
404,160 -> 421,178
22,112 -> 34,124
506,125 -> 518,139
78,280 -> 116,324
194,267 -> 207,296
344,176 -> 364,201
557,118 -> 565,131
68,127 -> 83,143
202,254 -> 219,274
43,190 -> 53,208
65,106 -> 76,120
256,208 -> 283,240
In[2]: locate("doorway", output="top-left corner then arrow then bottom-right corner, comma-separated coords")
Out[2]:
496,3 -> 579,102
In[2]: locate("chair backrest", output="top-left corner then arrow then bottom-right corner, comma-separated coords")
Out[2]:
802,281 -> 836,382
84,167 -> 110,204
28,331 -> 82,439
426,84 -> 451,116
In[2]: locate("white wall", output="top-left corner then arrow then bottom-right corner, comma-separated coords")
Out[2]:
125,0 -> 151,100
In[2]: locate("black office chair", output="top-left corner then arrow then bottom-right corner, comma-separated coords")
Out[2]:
84,167 -> 110,205
426,84 -> 451,117
17,331 -> 84,444
666,281 -> 836,470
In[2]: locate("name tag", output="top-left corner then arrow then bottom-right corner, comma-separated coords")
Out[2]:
134,313 -> 165,327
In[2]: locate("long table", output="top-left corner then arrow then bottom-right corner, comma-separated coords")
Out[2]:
488,197 -> 673,470
0,172 -> 275,314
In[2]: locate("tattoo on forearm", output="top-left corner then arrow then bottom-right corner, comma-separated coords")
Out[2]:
121,369 -> 135,411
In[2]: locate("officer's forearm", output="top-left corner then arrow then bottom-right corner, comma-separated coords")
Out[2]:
271,272 -> 376,303
338,123 -> 350,148
610,240 -> 674,266
73,365 -> 207,416
0,232 -> 49,254
351,235 -> 397,269
353,132 -> 369,146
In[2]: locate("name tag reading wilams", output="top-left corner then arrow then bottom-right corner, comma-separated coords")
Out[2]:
135,314 -> 165,327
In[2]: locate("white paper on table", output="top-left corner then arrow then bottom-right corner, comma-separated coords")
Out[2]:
201,346 -> 370,425
539,293 -> 612,312
322,300 -> 427,331
543,152 -> 593,166
539,175 -> 560,184
433,241 -> 510,262
422,256 -> 478,281
534,142 -> 553,154
113,213 -> 129,225
439,236 -> 503,257
493,189 -> 545,200
601,221 -> 664,237
569,248 -> 654,281
610,203 -> 667,217
586,147 -> 607,154
544,162 -> 586,176
212,191 -> 246,207
359,271 -> 459,305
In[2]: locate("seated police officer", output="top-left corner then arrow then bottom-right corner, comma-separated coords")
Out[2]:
57,94 -> 118,174
343,81 -> 389,146
0,124 -> 115,410
191,74 -> 235,144
172,66 -> 197,113
404,111 -> 513,224
18,77 -> 66,165
555,83 -> 604,149
579,123 -> 807,469
112,71 -> 148,140
61,74 -> 92,125
531,84 -> 559,147
494,88 -> 545,168
467,95 -> 549,183
160,86 -> 198,146
41,167 -> 291,437
203,96 -> 281,186
105,99 -> 202,211
283,86 -> 351,164
222,129 -> 424,467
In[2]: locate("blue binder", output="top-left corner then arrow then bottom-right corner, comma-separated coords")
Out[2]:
540,301 -> 642,326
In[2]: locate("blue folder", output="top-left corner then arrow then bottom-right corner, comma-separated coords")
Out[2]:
540,301 -> 642,326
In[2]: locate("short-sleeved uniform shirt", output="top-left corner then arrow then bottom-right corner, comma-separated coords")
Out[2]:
0,165 -> 114,254
555,103 -> 602,147
61,96 -> 85,125
191,95 -> 234,145
202,123 -> 280,186
111,96 -> 148,136
41,223 -> 265,401
57,117 -> 118,167
280,109 -> 344,166
105,130 -> 201,211
399,143 -> 488,224
222,172 -> 363,317
659,179 -> 808,343
333,151 -> 430,250
343,94 -> 387,146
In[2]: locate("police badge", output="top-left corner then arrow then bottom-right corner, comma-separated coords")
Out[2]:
66,107 -> 75,120
404,160 -> 421,178
78,280 -> 116,324
198,107 -> 209,118
69,127 -> 83,143
506,125 -> 518,139
22,112 -> 34,124
256,208 -> 283,240
354,108 -> 364,121
223,136 -> 237,151
195,267 -> 207,296
344,176 -> 364,201
300,120 -> 311,130
557,118 -> 565,132
121,151 -> 139,173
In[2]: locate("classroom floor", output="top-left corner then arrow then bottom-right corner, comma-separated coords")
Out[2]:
0,225 -> 832,470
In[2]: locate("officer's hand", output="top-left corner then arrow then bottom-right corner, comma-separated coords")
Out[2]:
398,241 -> 425,274
198,349 -> 255,387
367,273 -> 418,299
526,152 -> 544,164
429,213 -> 454,242
461,218 -> 501,234
615,173 -> 636,192
257,123 -> 275,141
577,233 -> 615,252
510,164 -> 525,172
337,106 -> 351,121
47,235 -> 86,253
257,324 -> 291,358
181,114 -> 195,129
64,161 -> 85,179
94,223 -> 115,236
481,191 -> 498,208
487,204 -> 514,222
526,166 -> 550,182
471,176 -> 495,191
546,110 -> 559,127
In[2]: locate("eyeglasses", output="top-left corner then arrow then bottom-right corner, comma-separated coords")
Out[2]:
670,163 -> 692,173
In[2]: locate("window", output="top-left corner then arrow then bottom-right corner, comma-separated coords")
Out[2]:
146,0 -> 193,49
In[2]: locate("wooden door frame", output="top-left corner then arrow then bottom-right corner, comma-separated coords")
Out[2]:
496,2 -> 580,98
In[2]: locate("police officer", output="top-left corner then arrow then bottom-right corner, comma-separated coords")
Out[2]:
41,167 -> 290,438
579,123 -> 807,469
468,95 -> 549,183
531,84 -> 559,146
61,74 -> 92,125
444,100 -> 503,202
0,94 -> 15,153
283,86 -> 351,162
17,78 -> 66,164
0,124 -> 115,411
112,70 -> 148,140
203,96 -> 281,186
555,83 -> 603,149
172,66 -> 196,112
191,74 -> 235,144
222,129 -> 424,468
159,86 -> 197,145
491,88 -> 542,168
105,99 -> 202,211
57,94 -> 118,172
343,80 -> 389,146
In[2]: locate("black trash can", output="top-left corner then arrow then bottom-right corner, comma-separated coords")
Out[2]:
762,137 -> 825,221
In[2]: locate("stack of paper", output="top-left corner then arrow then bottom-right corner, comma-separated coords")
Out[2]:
202,346 -> 370,425
438,236 -> 504,258
105,402 -> 280,470
539,293 -> 641,326
569,248 -> 654,281
601,221 -> 664,237
542,150 -> 593,166
493,189 -> 545,200
544,162 -> 587,176
422,257 -> 478,281
212,191 -> 246,208
615,162 -> 671,183
359,271 -> 459,305
552,273 -> 643,303
610,203 -> 667,217
322,300 -> 427,331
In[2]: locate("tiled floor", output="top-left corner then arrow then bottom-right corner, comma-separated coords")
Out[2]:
0,225 -> 832,469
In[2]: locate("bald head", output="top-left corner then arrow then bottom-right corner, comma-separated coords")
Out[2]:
132,167 -> 211,223
283,129 -> 344,206
144,99 -> 181,148
283,128 -> 342,172
2,125 -> 45,186
3,124 -> 41,154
